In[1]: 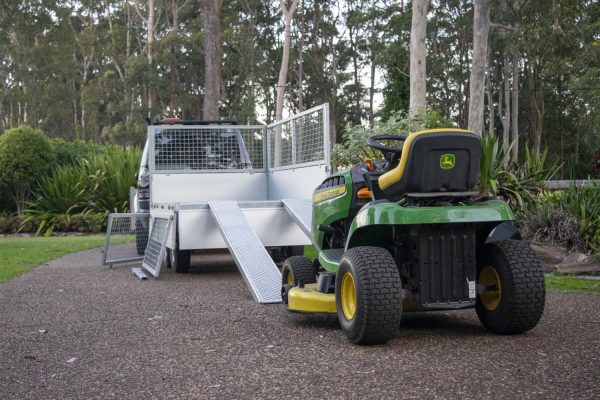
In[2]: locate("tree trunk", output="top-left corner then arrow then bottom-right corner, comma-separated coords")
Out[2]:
409,0 -> 428,116
274,0 -> 299,167
368,21 -> 376,128
486,48 -> 494,136
297,15 -> 304,113
133,0 -> 156,116
526,60 -> 544,156
329,35 -> 339,147
511,51 -> 519,162
502,51 -> 511,152
468,0 -> 491,135
348,20 -> 361,124
201,0 -> 223,120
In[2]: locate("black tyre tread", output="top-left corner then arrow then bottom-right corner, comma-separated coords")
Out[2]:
172,249 -> 191,273
338,247 -> 402,345
282,256 -> 316,286
135,220 -> 146,256
477,239 -> 545,334
289,246 -> 305,257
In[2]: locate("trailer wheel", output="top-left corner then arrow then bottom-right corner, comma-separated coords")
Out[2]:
169,248 -> 191,273
476,239 -> 545,334
281,256 -> 316,286
336,247 -> 402,345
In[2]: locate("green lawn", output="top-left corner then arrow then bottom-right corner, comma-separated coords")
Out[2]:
545,275 -> 600,296
0,235 -> 131,284
2,239 -> 599,296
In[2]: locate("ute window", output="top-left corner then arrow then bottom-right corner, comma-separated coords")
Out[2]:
154,128 -> 252,171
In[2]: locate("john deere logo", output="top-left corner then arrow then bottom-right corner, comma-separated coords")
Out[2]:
440,154 -> 456,169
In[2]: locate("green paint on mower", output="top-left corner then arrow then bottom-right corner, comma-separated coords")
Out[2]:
281,129 -> 546,345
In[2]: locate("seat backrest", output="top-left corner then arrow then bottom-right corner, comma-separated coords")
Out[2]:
378,129 -> 481,195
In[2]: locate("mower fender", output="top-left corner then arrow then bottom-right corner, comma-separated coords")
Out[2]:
484,221 -> 521,244
345,200 -> 514,249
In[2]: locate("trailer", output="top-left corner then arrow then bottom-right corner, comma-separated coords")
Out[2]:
102,104 -> 331,304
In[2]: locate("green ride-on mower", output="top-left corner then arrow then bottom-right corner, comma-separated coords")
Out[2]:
281,128 -> 545,345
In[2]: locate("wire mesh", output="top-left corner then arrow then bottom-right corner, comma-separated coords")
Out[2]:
151,126 -> 264,172
102,213 -> 149,265
268,106 -> 325,169
142,217 -> 172,277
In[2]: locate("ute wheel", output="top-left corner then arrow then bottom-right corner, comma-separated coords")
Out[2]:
476,239 -> 545,334
169,248 -> 191,273
281,256 -> 316,287
336,247 -> 402,345
135,219 -> 147,256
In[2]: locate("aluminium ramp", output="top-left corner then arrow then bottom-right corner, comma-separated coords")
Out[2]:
281,198 -> 312,238
208,201 -> 282,304
142,216 -> 173,278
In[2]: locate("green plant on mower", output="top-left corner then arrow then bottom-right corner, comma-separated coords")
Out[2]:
281,128 -> 546,345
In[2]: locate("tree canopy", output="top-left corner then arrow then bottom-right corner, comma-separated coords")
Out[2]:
0,0 -> 597,176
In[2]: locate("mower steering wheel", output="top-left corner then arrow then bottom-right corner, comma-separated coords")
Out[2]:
367,134 -> 408,165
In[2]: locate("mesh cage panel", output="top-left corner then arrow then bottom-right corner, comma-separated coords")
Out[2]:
142,217 -> 173,277
102,213 -> 150,265
268,106 -> 325,169
151,126 -> 264,172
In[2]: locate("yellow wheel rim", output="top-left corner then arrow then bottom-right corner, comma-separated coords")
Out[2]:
340,272 -> 357,320
479,265 -> 502,311
286,271 -> 293,285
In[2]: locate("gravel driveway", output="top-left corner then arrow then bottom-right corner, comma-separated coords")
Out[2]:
0,249 -> 598,399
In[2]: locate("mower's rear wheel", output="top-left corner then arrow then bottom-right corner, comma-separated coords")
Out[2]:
476,239 -> 545,334
336,247 -> 402,345
281,256 -> 316,286
169,248 -> 191,273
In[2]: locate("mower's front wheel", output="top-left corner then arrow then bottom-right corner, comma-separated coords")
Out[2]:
281,256 -> 316,287
476,239 -> 545,334
336,247 -> 402,345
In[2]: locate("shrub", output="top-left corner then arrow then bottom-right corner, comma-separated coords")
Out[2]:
332,108 -> 454,168
85,146 -> 141,212
0,212 -> 108,235
479,135 -> 560,211
0,125 -> 55,213
50,139 -> 105,167
23,145 -> 141,235
522,183 -> 600,253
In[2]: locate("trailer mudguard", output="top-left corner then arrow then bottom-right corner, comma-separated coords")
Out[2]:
345,200 -> 514,249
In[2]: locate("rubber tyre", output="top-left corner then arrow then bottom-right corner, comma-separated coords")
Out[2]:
281,256 -> 316,287
476,239 -> 545,334
169,248 -> 191,273
335,247 -> 402,345
135,219 -> 147,256
271,246 -> 305,264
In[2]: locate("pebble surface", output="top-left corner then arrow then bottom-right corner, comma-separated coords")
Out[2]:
0,249 -> 598,399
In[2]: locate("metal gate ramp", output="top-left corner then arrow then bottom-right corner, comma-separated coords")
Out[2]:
208,200 -> 283,304
282,198 -> 312,238
142,216 -> 173,278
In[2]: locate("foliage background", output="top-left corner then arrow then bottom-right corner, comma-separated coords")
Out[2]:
0,0 -> 597,176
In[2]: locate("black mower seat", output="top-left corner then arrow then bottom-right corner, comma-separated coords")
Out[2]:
378,128 -> 481,196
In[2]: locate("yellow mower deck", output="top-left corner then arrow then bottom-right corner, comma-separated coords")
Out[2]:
287,282 -> 438,314
287,284 -> 336,314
